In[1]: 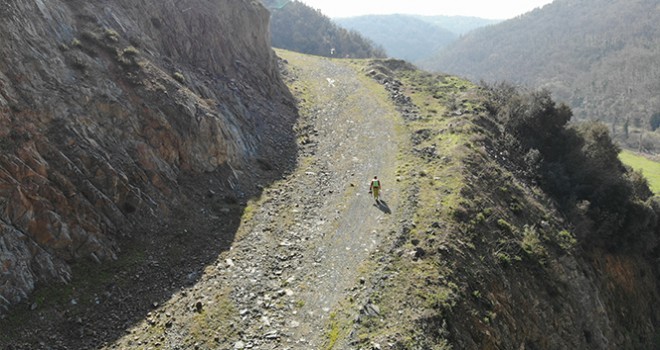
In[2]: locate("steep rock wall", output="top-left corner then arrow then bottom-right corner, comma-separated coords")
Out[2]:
0,0 -> 296,311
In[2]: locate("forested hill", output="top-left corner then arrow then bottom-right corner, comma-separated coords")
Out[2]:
425,0 -> 660,140
411,15 -> 500,35
268,0 -> 386,58
335,15 -> 457,63
335,14 -> 500,64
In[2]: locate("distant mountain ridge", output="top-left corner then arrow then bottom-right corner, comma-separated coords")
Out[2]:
335,14 -> 498,63
335,15 -> 456,63
269,1 -> 386,58
412,15 -> 501,35
425,0 -> 660,145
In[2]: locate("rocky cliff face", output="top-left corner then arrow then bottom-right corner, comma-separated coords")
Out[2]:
0,0 -> 297,312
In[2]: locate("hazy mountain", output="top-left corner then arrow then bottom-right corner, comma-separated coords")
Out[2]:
269,1 -> 386,58
412,15 -> 501,35
424,0 -> 660,147
335,14 -> 457,62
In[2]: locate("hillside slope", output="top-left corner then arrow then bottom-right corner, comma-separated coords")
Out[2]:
425,0 -> 660,136
2,0 -> 658,348
6,50 -> 660,349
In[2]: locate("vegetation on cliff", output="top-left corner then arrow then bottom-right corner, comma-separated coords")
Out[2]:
345,61 -> 660,349
482,84 -> 659,252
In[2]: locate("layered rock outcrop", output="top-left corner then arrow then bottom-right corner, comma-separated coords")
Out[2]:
0,0 -> 296,311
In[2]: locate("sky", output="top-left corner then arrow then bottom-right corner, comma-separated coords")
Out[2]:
297,0 -> 555,20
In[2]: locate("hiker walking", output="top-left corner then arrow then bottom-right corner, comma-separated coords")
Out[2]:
369,176 -> 381,202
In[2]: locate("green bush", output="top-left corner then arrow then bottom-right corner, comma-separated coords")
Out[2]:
484,84 -> 660,252
173,72 -> 185,84
557,230 -> 577,250
521,225 -> 546,259
650,112 -> 660,131
104,28 -> 120,42
121,46 -> 139,57
117,46 -> 141,67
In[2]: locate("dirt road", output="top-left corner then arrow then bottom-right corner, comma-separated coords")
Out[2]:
217,51 -> 405,349
81,51 -> 407,350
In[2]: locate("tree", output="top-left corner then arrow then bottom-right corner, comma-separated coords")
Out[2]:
650,112 -> 660,131
485,84 -> 659,252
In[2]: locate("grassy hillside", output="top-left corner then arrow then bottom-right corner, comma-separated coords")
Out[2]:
425,0 -> 660,150
620,150 -> 660,194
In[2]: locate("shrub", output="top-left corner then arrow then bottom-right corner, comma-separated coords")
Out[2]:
495,252 -> 511,265
496,219 -> 514,233
117,46 -> 141,67
121,46 -> 139,58
650,112 -> 660,131
173,72 -> 185,84
556,230 -> 577,250
523,148 -> 542,177
521,225 -> 546,258
81,30 -> 99,42
104,28 -> 119,42
70,57 -> 87,71
623,168 -> 652,199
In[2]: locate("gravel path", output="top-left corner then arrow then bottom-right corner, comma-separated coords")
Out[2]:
68,52 -> 409,350
217,52 -> 404,349
0,49 -> 410,350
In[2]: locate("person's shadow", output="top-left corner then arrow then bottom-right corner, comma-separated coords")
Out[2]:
374,199 -> 392,214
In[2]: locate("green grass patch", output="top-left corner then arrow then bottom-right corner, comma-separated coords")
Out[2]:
393,69 -> 476,229
556,229 -> 577,250
619,150 -> 660,194
323,308 -> 353,350
325,312 -> 341,350
521,225 -> 546,260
